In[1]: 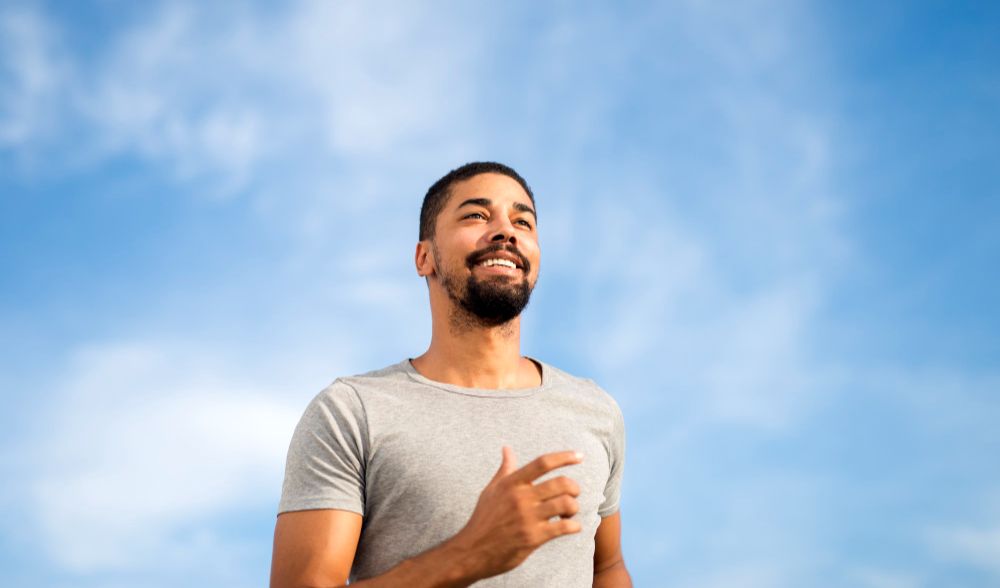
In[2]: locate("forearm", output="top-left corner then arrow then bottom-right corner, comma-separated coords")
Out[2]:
593,560 -> 632,588
346,538 -> 481,588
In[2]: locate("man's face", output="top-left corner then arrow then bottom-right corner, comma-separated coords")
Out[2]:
426,172 -> 540,326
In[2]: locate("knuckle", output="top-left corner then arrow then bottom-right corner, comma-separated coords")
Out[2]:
514,485 -> 531,502
566,498 -> 579,516
558,476 -> 580,495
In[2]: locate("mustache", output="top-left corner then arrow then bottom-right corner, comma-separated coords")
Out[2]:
466,243 -> 531,273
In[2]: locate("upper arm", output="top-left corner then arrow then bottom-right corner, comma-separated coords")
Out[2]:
593,512 -> 624,573
270,509 -> 363,588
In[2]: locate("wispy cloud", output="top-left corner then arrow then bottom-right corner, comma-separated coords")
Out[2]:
21,340 -> 302,572
851,568 -> 924,588
2,0 -> 482,196
0,6 -> 67,147
928,521 -> 1000,578
3,0 -> 998,586
535,0 -> 845,434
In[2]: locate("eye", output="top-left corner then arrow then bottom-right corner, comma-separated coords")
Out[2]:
515,219 -> 534,228
463,212 -> 486,220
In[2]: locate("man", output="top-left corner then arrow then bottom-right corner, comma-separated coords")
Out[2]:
270,162 -> 631,587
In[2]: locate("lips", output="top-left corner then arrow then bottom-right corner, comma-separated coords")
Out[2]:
467,245 -> 529,273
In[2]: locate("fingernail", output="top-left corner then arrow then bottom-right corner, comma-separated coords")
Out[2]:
574,451 -> 584,460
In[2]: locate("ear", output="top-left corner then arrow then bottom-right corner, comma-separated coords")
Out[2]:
415,241 -> 436,277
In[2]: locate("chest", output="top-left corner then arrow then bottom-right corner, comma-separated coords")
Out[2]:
361,394 -> 612,536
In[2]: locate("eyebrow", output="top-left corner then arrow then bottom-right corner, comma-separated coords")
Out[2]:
457,198 -> 537,219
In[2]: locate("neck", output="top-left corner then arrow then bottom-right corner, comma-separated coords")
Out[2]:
412,298 -> 539,389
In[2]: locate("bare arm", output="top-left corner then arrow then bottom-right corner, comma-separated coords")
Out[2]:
592,512 -> 632,588
270,509 -> 476,588
270,509 -> 361,587
270,447 -> 584,588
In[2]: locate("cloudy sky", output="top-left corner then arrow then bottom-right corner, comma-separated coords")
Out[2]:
1,1 -> 998,586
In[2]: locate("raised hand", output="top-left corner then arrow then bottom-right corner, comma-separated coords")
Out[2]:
450,446 -> 583,581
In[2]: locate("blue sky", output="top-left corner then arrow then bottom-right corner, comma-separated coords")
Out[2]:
1,1 -> 998,586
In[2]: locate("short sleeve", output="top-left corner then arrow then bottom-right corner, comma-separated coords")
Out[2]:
278,380 -> 369,515
598,399 -> 626,517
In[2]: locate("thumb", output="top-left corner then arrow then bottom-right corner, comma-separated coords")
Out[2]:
492,445 -> 517,481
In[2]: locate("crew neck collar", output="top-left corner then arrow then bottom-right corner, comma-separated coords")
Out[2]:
401,358 -> 549,398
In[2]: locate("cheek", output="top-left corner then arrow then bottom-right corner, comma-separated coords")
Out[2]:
435,236 -> 468,262
525,247 -> 541,277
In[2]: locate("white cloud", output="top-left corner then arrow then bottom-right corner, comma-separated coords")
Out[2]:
928,523 -> 1000,577
851,567 -> 924,588
284,1 -> 480,155
865,367 -> 1000,442
513,0 -> 848,435
3,0 -> 482,196
25,340 -> 305,572
6,1 -> 996,586
698,281 -> 820,428
0,6 -> 67,146
77,2 -> 279,194
561,185 -> 830,431
682,565 -> 789,588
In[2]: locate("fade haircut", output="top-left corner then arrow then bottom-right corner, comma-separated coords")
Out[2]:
419,161 -> 535,241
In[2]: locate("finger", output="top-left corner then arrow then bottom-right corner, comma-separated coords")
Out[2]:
509,451 -> 582,484
490,445 -> 518,483
533,476 -> 580,501
539,517 -> 582,543
536,495 -> 579,520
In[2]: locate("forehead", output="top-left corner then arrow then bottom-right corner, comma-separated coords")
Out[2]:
444,173 -> 533,209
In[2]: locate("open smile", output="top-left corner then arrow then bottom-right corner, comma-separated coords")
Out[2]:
467,246 -> 529,274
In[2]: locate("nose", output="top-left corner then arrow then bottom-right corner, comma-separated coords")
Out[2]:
488,218 -> 517,245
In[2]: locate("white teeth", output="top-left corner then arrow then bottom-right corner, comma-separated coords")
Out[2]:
480,258 -> 517,269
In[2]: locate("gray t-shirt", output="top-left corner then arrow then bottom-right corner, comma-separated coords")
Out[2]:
278,359 -> 625,586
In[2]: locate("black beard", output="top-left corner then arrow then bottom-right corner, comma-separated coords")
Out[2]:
457,273 -> 532,326
436,244 -> 535,327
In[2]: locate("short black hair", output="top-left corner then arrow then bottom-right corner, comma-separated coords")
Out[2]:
419,161 -> 535,241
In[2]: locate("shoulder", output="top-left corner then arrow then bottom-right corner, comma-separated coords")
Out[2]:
335,360 -> 412,392
540,361 -> 624,419
307,360 -> 413,417
297,378 -> 366,432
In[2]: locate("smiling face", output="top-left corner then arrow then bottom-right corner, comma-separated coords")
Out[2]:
417,172 -> 541,326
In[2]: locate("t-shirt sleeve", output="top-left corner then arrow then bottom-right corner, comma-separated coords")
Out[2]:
278,380 -> 369,515
598,398 -> 626,517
